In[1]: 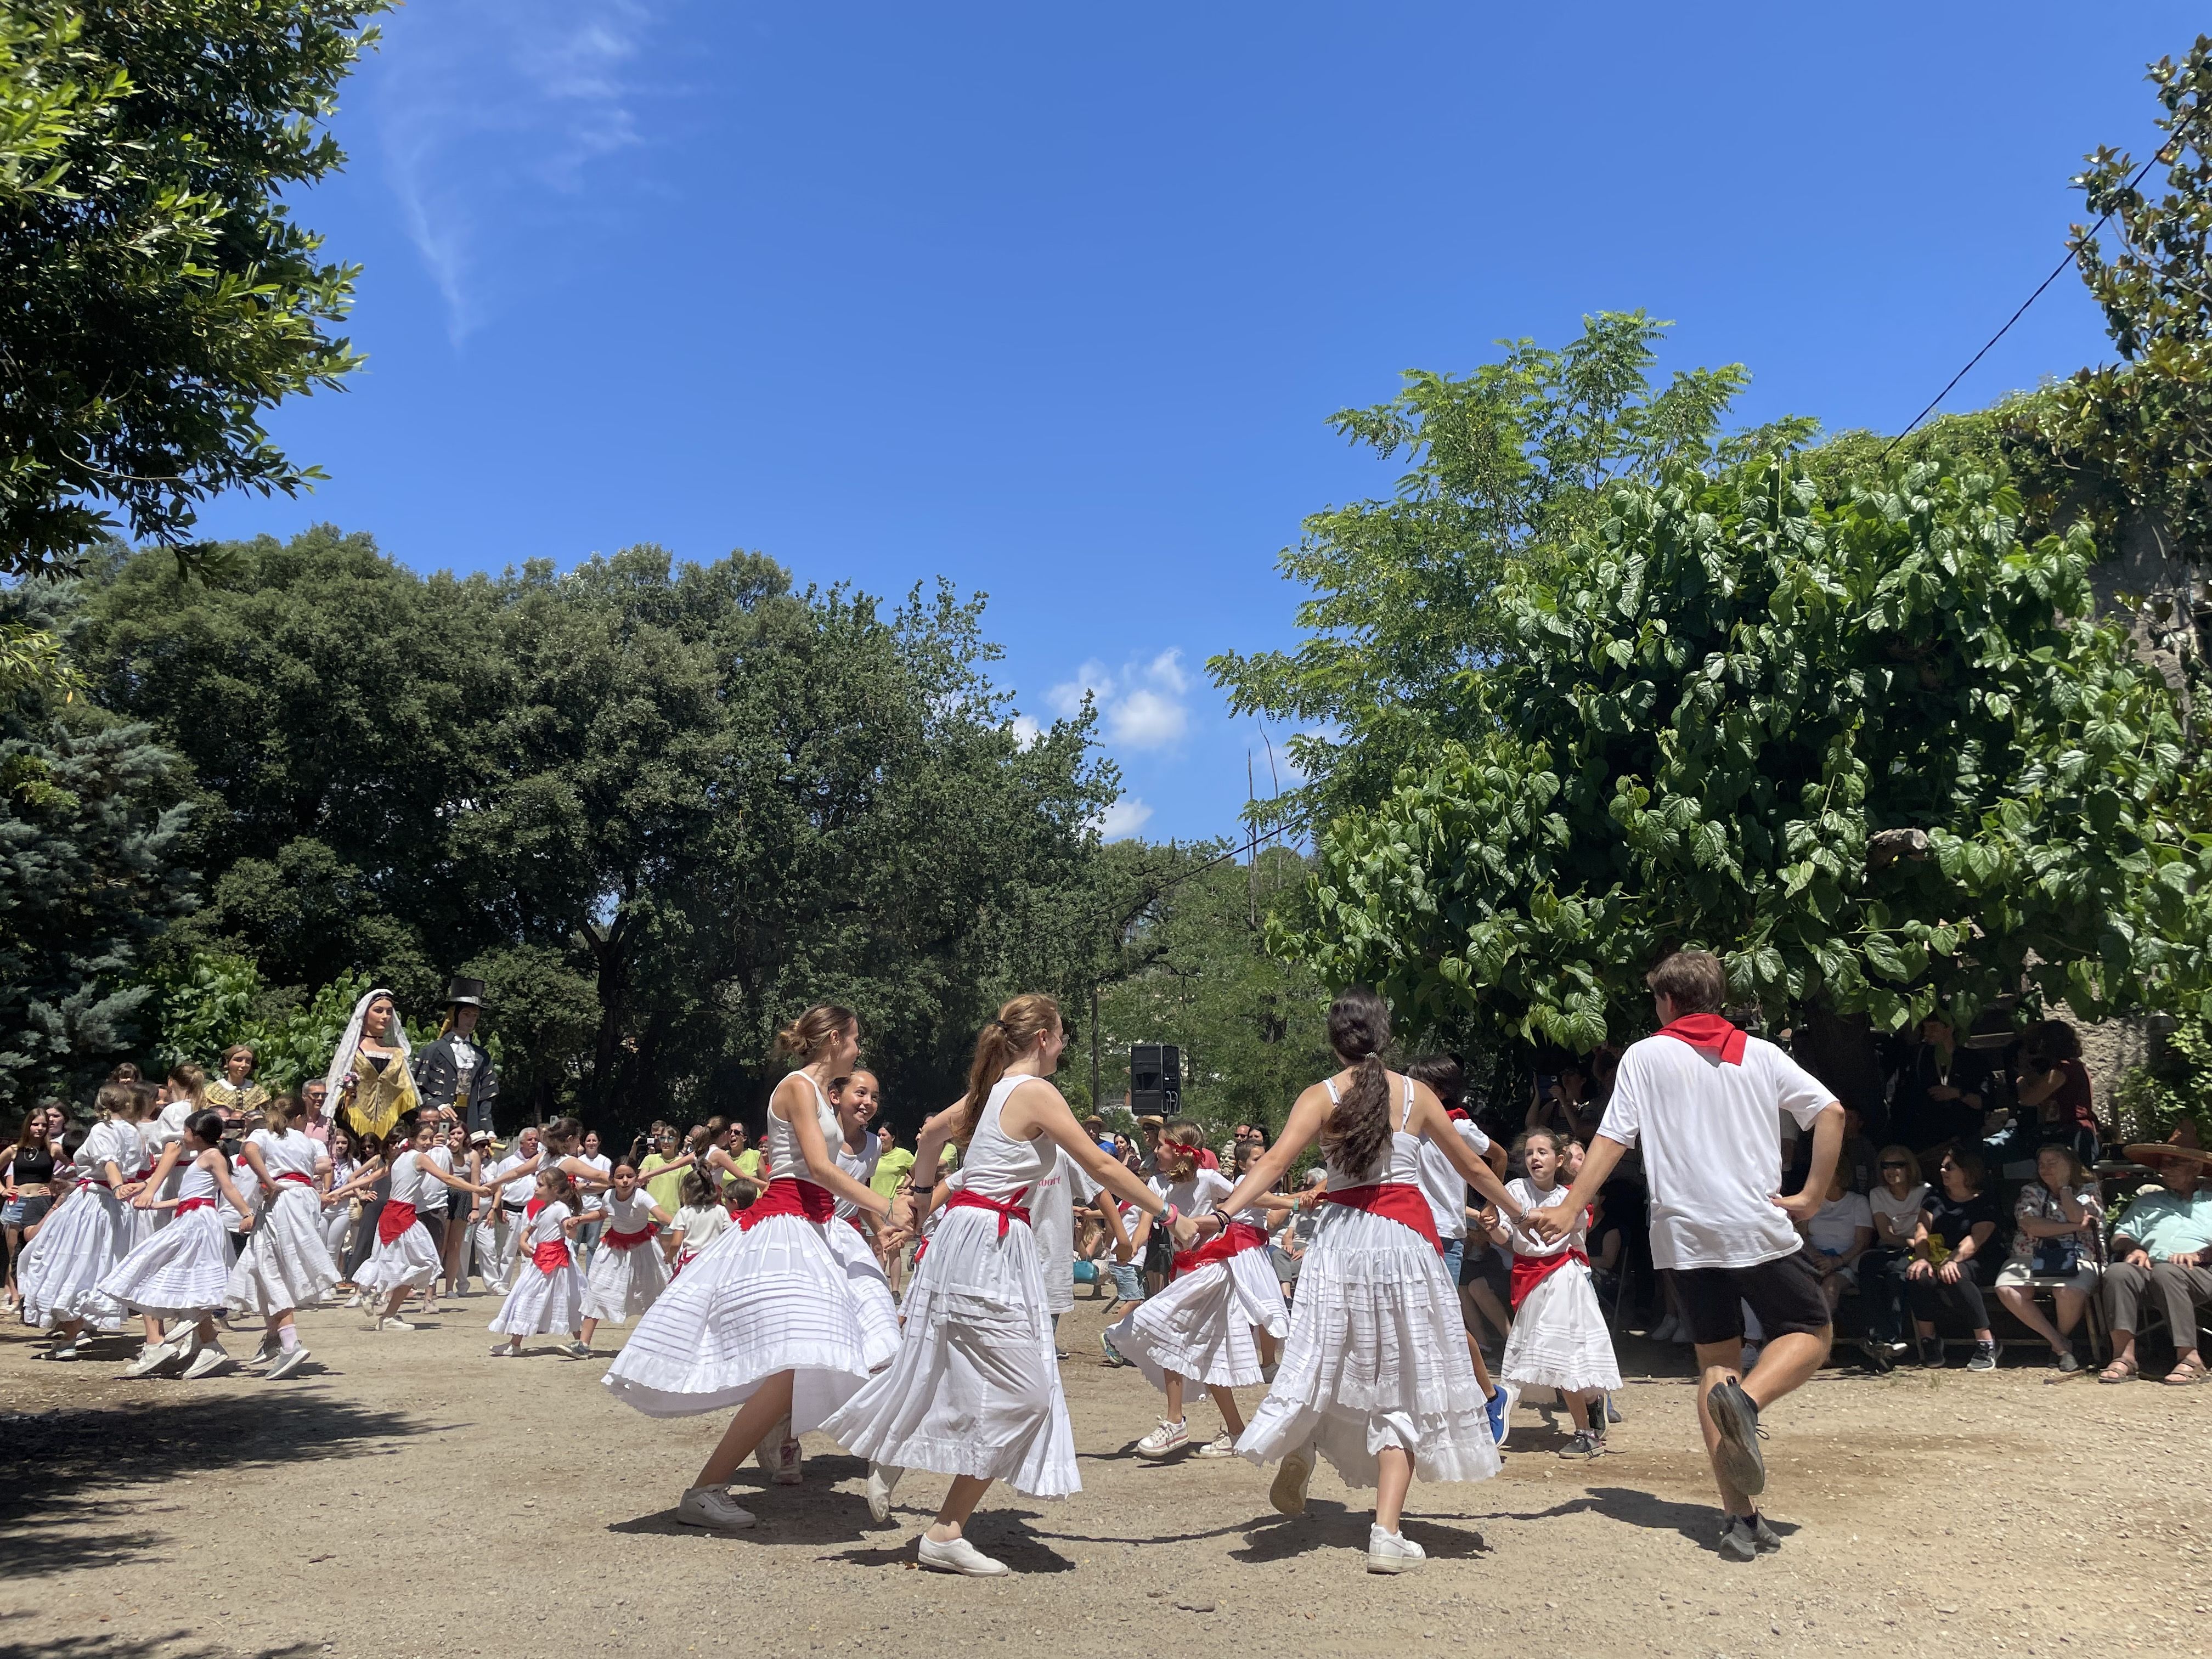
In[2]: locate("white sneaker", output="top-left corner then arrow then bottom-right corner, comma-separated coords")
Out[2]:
43,1338 -> 83,1361
1269,1447 -> 1314,1516
917,1533 -> 1009,1576
1367,1523 -> 1426,1574
675,1485 -> 756,1532
183,1344 -> 232,1380
376,1316 -> 415,1332
1195,1432 -> 1239,1459
865,1463 -> 904,1522
1136,1418 -> 1189,1458
342,1293 -> 364,1310
123,1341 -> 178,1379
263,1346 -> 310,1380
754,1418 -> 803,1486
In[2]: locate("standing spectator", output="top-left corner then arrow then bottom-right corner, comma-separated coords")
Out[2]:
1799,1170 -> 1874,1316
2,1105 -> 62,1311
2004,1020 -> 2102,1165
1891,1014 -> 1993,1161
638,1127 -> 688,1216
1904,1147 -> 2005,1370
2096,1132 -> 2212,1385
1993,1144 -> 2102,1372
298,1079 -> 332,1145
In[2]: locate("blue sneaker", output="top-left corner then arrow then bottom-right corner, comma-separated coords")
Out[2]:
1485,1386 -> 1510,1446
1100,1330 -> 1129,1368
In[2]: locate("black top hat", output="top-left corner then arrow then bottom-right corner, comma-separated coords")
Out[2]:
444,977 -> 488,1009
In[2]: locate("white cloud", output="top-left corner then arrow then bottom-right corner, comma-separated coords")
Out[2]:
1096,798 -> 1154,839
1047,648 -> 1192,753
1109,687 -> 1188,749
1009,714 -> 1042,750
1047,659 -> 1115,720
1143,648 -> 1190,695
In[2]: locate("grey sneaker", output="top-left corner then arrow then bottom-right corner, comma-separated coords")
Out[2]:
1704,1378 -> 1767,1496
675,1485 -> 755,1532
2053,1348 -> 2082,1374
1560,1429 -> 1606,1459
1717,1512 -> 1779,1560
262,1345 -> 310,1381
1268,1447 -> 1314,1516
1966,1342 -> 1998,1373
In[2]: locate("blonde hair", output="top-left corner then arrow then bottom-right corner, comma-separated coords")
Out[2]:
955,994 -> 1060,1147
167,1063 -> 207,1108
772,1004 -> 857,1064
1158,1120 -> 1203,1182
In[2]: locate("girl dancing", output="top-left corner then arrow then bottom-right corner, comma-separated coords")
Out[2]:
101,1109 -> 258,1379
19,1084 -> 143,1358
490,1166 -> 590,1356
225,1094 -> 341,1379
1491,1128 -> 1622,1456
577,1162 -> 672,1351
357,1118 -> 489,1331
1212,988 -> 1530,1574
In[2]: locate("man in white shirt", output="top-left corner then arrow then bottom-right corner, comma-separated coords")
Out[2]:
1532,950 -> 1841,1561
1408,1053 -> 1514,1446
471,1125 -> 540,1294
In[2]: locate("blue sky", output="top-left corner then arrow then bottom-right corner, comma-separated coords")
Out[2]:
195,2 -> 2200,844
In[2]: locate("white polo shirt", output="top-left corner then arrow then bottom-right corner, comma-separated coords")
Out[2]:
1415,1118 -> 1493,1242
1596,1032 -> 1835,1270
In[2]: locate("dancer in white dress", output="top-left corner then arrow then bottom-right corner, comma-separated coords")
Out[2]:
222,1094 -> 340,1380
602,1004 -> 891,1534
471,1126 -> 539,1295
1108,1120 -> 1295,1460
1407,1052 -> 1516,1446
18,1083 -> 145,1356
357,1116 -> 490,1331
489,1167 -> 590,1356
667,1170 -> 731,1277
577,1163 -> 672,1350
1212,988 -> 1532,1575
99,1109 -> 259,1379
823,1069 -> 901,1371
1491,1128 -> 1623,1456
819,993 -> 1197,1577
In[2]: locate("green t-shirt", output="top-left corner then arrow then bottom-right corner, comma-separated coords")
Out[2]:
639,1152 -> 685,1215
871,1146 -> 915,1201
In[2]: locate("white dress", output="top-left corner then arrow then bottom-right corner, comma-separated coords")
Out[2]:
16,1120 -> 137,1331
603,1075 -> 878,1427
1032,1147 -> 1104,1317
226,1128 -> 339,1316
489,1201 -> 586,1335
670,1203 -> 729,1276
580,1189 -> 668,1324
1496,1180 -> 1622,1395
1236,1076 -> 1502,1489
819,1076 -> 1078,1498
825,1126 -> 901,1363
354,1150 -> 443,1295
1107,1167 -> 1288,1392
98,1160 -> 234,1319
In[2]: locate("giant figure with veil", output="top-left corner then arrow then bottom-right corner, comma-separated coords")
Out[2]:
324,988 -> 419,1143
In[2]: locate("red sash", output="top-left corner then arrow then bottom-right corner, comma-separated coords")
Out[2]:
533,1238 -> 573,1272
175,1197 -> 215,1215
377,1200 -> 419,1245
1321,1182 -> 1442,1252
738,1177 -> 836,1231
1657,1013 -> 1746,1065
276,1172 -> 314,1187
78,1176 -> 110,1191
1173,1218 -> 1269,1277
1510,1246 -> 1589,1310
604,1224 -> 656,1250
945,1187 -> 1032,1238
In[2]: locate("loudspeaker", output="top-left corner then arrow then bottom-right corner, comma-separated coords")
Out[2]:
1130,1043 -> 1181,1117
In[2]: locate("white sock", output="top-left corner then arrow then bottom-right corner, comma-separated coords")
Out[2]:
278,1327 -> 300,1352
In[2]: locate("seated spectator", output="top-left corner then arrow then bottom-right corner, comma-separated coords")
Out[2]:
1993,1144 -> 2102,1373
1855,1144 -> 1928,1368
1839,1106 -> 1879,1194
1905,1146 -> 2005,1371
2097,1130 -> 2212,1385
1801,1169 -> 1875,1315
1892,1014 -> 1995,1163
2001,1020 -> 2102,1166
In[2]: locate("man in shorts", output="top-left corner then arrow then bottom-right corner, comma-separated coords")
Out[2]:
1532,950 -> 1841,1560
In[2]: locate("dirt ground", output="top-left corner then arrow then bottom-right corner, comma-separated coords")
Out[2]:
2,1288 -> 2206,1659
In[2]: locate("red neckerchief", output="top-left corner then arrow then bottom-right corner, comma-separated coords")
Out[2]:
1446,1108 -> 1471,1121
1657,1013 -> 1747,1065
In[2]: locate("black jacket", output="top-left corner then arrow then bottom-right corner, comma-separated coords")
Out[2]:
413,1034 -> 501,1132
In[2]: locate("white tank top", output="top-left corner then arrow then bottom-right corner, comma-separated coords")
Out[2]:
1322,1073 -> 1426,1190
767,1073 -> 840,1187
956,1075 -> 1052,1202
177,1160 -> 219,1204
390,1149 -> 433,1207
832,1131 -> 881,1221
255,1128 -> 320,1182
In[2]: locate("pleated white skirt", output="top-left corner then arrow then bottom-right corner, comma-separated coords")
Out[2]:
1498,1259 -> 1622,1393
579,1239 -> 667,1325
98,1207 -> 233,1321
1108,1240 -> 1290,1391
822,1216 -> 901,1370
1235,1206 -> 1501,1489
490,1260 -> 586,1335
18,1187 -> 133,1331
355,1220 -> 441,1295
819,1206 -> 1078,1498
227,1186 -> 341,1316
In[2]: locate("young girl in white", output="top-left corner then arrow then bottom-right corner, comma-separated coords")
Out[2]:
1108,1121 -> 1293,1460
821,994 -> 1195,1577
666,1170 -> 730,1277
576,1162 -> 672,1351
225,1094 -> 340,1379
823,1069 -> 902,1370
19,1082 -> 144,1357
1491,1127 -> 1622,1458
1212,989 -> 1528,1575
490,1167 -> 591,1357
603,1005 -> 893,1534
357,1118 -> 489,1330
99,1109 -> 259,1379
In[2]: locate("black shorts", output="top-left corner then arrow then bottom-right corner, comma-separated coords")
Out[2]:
1666,1250 -> 1830,1346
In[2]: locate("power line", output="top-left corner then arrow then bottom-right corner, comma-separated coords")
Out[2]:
1883,142 -> 2174,458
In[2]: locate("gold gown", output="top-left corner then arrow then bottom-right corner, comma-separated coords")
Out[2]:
206,1079 -> 270,1120
340,1049 -> 419,1142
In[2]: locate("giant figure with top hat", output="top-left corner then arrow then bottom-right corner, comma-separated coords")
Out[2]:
413,977 -> 502,1134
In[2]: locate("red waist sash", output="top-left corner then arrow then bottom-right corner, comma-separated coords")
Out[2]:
603,1223 -> 656,1250
175,1197 -> 215,1215
1321,1182 -> 1443,1252
276,1172 -> 315,1187
377,1200 -> 419,1245
945,1187 -> 1032,1238
1510,1246 -> 1590,1310
532,1238 -> 573,1272
1173,1218 -> 1269,1277
738,1177 -> 836,1231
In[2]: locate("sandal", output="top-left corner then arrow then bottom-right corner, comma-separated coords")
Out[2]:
2162,1358 -> 2210,1387
2098,1357 -> 2138,1384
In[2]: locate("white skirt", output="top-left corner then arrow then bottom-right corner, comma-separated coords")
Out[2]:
1108,1238 -> 1289,1392
819,1206 -> 1078,1499
1236,1206 -> 1501,1490
823,1216 -> 902,1369
490,1257 -> 586,1335
17,1186 -> 133,1331
580,1237 -> 668,1325
1498,1258 -> 1622,1394
226,1186 -> 340,1316
355,1220 -> 441,1295
602,1212 -> 875,1427
98,1206 -> 233,1321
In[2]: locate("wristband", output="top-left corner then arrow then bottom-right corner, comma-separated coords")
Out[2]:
1162,1203 -> 1179,1226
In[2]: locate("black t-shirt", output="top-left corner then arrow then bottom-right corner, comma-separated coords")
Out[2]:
1893,1044 -> 1995,1153
1921,1188 -> 2005,1271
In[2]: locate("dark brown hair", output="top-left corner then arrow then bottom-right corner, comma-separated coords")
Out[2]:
956,994 -> 1060,1147
773,1004 -> 858,1063
1322,988 -> 1393,1177
1407,1053 -> 1464,1113
538,1164 -> 579,1212
1646,950 -> 1728,1015
2027,1018 -> 2082,1062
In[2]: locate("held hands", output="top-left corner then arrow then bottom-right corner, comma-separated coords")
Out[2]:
1523,1206 -> 1572,1245
1167,1212 -> 1200,1250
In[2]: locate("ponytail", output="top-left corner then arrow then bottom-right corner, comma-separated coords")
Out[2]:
773,1004 -> 858,1064
1321,987 -> 1393,1177
956,994 -> 1062,1148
